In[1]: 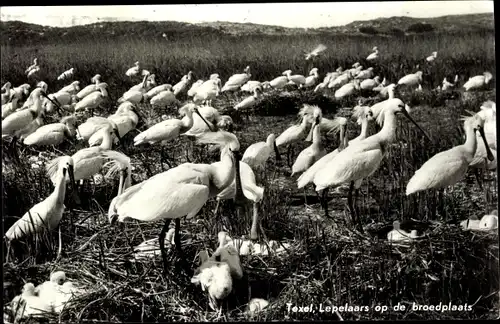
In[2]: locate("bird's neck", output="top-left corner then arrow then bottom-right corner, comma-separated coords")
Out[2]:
312,125 -> 322,146
182,112 -> 195,131
100,133 -> 113,150
377,112 -> 397,144
212,150 -> 236,194
462,126 -> 478,158
356,118 -> 369,141
53,172 -> 67,205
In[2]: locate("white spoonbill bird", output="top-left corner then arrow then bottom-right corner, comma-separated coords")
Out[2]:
43,91 -> 74,114
2,97 -> 20,120
103,150 -> 133,219
46,124 -> 121,185
234,86 -> 262,118
10,283 -> 54,321
297,116 -> 349,192
221,66 -> 251,93
181,105 -> 221,137
59,81 -> 80,95
75,74 -> 101,100
9,83 -> 31,102
282,70 -> 306,88
303,68 -> 320,89
398,71 -> 423,89
13,114 -> 45,141
129,73 -> 156,92
375,83 -> 397,100
89,106 -> 141,146
305,43 -> 327,60
242,133 -> 281,170
150,89 -> 178,108
313,99 -> 430,228
25,58 -> 39,75
193,78 -> 222,106
463,72 -> 493,91
406,113 -> 494,196
20,82 -> 49,110
213,159 -> 264,240
145,84 -> 173,100
173,71 -> 194,97
134,104 -> 213,146
355,67 -> 375,80
35,271 -> 66,302
476,100 -> 496,150
240,80 -> 262,93
76,116 -> 117,142
360,76 -> 381,90
426,51 -> 438,62
2,88 -> 56,137
262,75 -> 288,90
335,79 -> 361,99
291,115 -> 326,177
74,83 -> 108,114
5,156 -> 76,261
125,61 -> 141,78
24,115 -> 78,147
57,68 -> 75,81
366,47 -> 379,61
328,70 -> 353,89
275,111 -> 316,166
187,80 -> 204,97
109,131 -> 244,274
118,74 -> 151,104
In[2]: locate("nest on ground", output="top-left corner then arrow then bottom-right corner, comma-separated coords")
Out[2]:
3,211 -> 498,322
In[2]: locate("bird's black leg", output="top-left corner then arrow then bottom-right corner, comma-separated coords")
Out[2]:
474,168 -> 484,191
174,218 -> 182,253
159,219 -> 171,275
322,188 -> 330,219
353,186 -> 364,233
347,181 -> 356,227
286,145 -> 291,168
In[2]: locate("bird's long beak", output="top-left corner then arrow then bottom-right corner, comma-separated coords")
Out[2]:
477,126 -> 495,161
195,110 -> 215,131
233,149 -> 245,204
68,165 -> 77,198
305,118 -> 316,142
273,140 -> 281,161
400,106 -> 431,141
113,128 -> 124,147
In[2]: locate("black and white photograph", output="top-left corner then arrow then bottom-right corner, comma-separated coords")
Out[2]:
1,1 -> 498,321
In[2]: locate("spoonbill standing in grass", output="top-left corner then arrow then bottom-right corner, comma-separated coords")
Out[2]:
74,83 -> 109,115
23,115 -> 78,147
125,61 -> 141,78
104,150 -> 133,219
90,104 -> 141,146
57,68 -> 75,81
463,72 -> 493,91
150,87 -> 178,108
134,103 -> 213,168
398,71 -> 423,89
240,80 -> 263,93
221,66 -> 251,94
355,67 -> 375,80
8,83 -> 31,103
328,70 -> 353,89
335,79 -> 361,99
213,159 -> 264,240
46,124 -> 122,186
144,84 -> 173,101
193,77 -> 222,106
242,133 -> 281,171
173,71 -> 195,97
426,51 -> 438,62
2,97 -> 21,120
366,47 -> 379,61
4,156 -> 76,262
129,73 -> 156,92
275,109 -> 317,167
262,75 -> 288,90
76,116 -> 118,142
303,68 -> 320,89
406,113 -> 494,217
234,86 -> 263,120
360,76 -> 381,90
313,99 -> 430,230
305,44 -> 327,60
375,83 -> 397,100
188,80 -> 204,97
118,73 -> 151,104
25,58 -> 39,77
441,75 -> 459,91
282,70 -> 306,88
43,91 -> 75,114
108,131 -> 244,275
75,75 -> 101,100
59,81 -> 80,95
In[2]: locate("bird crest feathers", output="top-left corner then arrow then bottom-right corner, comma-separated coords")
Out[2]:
327,117 -> 348,136
298,104 -> 322,120
352,105 -> 371,125
103,151 -> 131,179
46,156 -> 66,182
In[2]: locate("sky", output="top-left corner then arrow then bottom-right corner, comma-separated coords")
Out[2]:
0,2 -> 494,29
